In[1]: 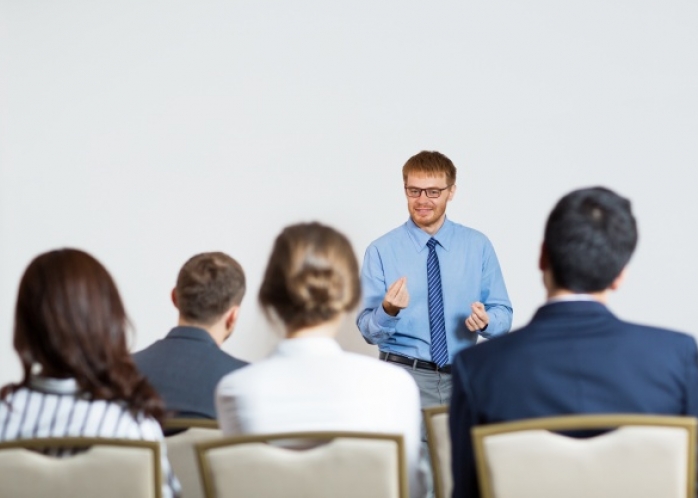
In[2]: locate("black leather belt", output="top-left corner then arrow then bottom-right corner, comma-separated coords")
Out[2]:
379,352 -> 451,374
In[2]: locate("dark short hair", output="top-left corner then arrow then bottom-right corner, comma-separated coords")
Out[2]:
402,151 -> 457,185
259,222 -> 361,331
544,187 -> 638,292
175,252 -> 246,325
4,249 -> 164,421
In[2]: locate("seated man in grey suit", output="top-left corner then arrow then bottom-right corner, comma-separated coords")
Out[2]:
134,252 -> 248,419
449,187 -> 698,498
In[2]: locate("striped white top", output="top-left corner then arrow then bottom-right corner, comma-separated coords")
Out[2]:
0,377 -> 181,498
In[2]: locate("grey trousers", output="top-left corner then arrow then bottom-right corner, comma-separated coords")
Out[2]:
394,365 -> 453,438
386,362 -> 453,498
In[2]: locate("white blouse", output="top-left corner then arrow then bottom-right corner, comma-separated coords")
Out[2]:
216,336 -> 425,498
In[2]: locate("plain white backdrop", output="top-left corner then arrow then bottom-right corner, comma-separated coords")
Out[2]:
1,0 -> 697,386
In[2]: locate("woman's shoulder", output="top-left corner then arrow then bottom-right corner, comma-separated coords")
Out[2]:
0,388 -> 163,442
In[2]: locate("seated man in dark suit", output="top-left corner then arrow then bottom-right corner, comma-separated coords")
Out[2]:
449,187 -> 698,498
133,252 -> 248,419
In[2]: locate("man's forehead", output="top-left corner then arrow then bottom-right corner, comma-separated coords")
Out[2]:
405,172 -> 449,186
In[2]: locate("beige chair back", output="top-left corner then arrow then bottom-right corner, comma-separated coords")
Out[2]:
473,414 -> 697,498
163,419 -> 222,498
423,404 -> 451,498
196,431 -> 408,498
0,437 -> 161,498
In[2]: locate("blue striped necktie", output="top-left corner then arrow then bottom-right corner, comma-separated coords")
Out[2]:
427,238 -> 449,367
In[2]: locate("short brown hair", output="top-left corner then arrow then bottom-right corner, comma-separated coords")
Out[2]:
175,252 -> 246,325
259,222 -> 360,332
402,150 -> 457,185
4,248 -> 164,421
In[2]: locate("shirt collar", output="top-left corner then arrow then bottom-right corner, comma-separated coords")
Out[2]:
29,376 -> 81,395
404,216 -> 453,252
274,337 -> 343,357
545,294 -> 599,305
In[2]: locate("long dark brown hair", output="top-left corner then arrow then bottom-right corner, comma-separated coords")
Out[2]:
1,248 -> 164,421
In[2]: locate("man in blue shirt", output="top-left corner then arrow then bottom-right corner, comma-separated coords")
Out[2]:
357,150 -> 513,411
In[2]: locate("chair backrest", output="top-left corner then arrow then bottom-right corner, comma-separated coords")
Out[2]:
0,437 -> 161,498
423,404 -> 451,498
472,414 -> 697,498
163,419 -> 222,498
196,431 -> 408,498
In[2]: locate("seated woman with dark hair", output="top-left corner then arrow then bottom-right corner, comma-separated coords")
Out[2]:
215,222 -> 425,498
0,249 -> 180,498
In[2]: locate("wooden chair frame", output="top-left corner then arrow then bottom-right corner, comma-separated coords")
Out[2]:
472,414 -> 698,498
162,418 -> 219,431
162,418 -> 221,498
196,431 -> 408,498
423,404 -> 451,498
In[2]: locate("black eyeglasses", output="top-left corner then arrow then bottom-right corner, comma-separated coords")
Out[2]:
404,185 -> 453,198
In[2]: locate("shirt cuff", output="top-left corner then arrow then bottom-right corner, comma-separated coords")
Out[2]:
375,304 -> 401,327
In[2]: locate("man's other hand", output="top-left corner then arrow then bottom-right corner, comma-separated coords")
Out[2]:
382,277 -> 409,316
465,301 -> 489,331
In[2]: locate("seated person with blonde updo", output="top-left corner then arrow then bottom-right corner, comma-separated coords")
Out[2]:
0,249 -> 180,498
215,222 -> 425,498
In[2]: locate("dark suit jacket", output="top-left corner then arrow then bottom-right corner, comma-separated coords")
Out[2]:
450,300 -> 698,498
133,326 -> 247,419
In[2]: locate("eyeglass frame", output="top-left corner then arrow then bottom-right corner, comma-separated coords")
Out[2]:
404,185 -> 454,198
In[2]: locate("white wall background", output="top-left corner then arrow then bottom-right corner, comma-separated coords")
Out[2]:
1,0 -> 697,386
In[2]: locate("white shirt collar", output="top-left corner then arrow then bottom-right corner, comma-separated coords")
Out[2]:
274,337 -> 343,357
29,376 -> 80,395
546,294 -> 599,304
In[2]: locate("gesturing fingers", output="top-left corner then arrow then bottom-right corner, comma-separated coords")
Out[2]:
386,276 -> 406,299
465,315 -> 482,332
470,302 -> 488,321
465,302 -> 489,331
382,277 -> 409,316
390,277 -> 409,307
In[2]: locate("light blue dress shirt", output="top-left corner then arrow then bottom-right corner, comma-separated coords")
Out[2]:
357,217 -> 513,363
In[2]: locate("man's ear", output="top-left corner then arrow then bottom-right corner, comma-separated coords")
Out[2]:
539,242 -> 557,292
171,288 -> 179,309
225,306 -> 240,332
447,183 -> 457,201
609,267 -> 628,291
538,242 -> 549,271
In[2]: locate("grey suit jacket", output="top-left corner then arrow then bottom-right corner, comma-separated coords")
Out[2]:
133,326 -> 247,419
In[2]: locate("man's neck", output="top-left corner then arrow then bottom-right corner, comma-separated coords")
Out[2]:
412,215 -> 446,236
